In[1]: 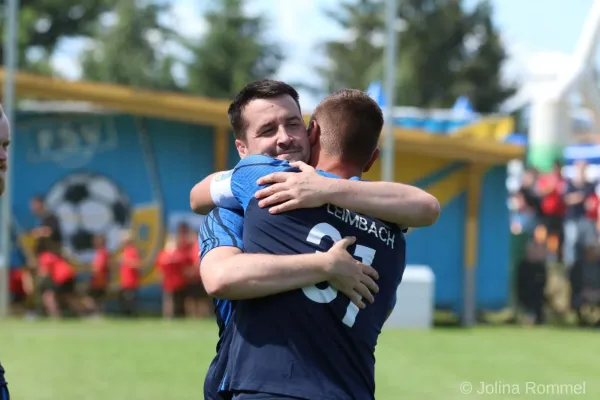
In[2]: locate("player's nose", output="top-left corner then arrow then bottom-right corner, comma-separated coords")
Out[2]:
276,127 -> 293,146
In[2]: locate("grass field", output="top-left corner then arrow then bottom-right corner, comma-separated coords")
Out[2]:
1,319 -> 599,399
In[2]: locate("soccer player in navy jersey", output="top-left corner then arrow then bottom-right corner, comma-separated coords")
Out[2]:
0,106 -> 12,400
194,81 -> 439,399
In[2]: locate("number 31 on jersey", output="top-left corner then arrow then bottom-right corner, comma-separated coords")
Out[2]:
302,222 -> 376,328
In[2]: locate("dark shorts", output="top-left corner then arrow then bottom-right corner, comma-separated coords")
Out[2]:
88,287 -> 107,300
231,392 -> 305,400
10,292 -> 25,304
543,215 -> 564,237
38,276 -> 54,293
165,288 -> 187,317
187,282 -> 207,299
55,279 -> 75,295
1,385 -> 9,400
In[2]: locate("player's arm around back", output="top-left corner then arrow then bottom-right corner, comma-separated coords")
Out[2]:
325,179 -> 440,227
201,233 -> 379,308
256,161 -> 440,227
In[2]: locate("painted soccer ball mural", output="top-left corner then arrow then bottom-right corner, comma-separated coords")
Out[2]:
44,173 -> 130,263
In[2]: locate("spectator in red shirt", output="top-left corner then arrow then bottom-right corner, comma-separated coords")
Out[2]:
83,235 -> 111,317
157,237 -> 189,318
37,239 -> 78,318
536,160 -> 566,259
118,231 -> 141,317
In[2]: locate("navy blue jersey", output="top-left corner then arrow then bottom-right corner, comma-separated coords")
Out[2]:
199,207 -> 245,400
221,155 -> 406,400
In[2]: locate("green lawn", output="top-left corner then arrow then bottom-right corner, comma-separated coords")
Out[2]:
0,319 -> 598,399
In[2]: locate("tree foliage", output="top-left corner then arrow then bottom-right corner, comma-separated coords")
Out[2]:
0,0 -> 116,74
185,0 -> 284,99
80,0 -> 180,91
319,0 -> 515,112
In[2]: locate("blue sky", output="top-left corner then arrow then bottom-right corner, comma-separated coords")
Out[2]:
50,0 -> 597,110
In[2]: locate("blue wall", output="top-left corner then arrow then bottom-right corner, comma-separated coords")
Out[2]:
11,111 -> 512,314
476,166 -> 511,311
13,113 -> 214,231
404,165 -> 510,313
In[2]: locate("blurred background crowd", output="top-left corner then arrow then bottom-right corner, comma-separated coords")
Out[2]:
8,195 -> 211,320
510,160 -> 600,326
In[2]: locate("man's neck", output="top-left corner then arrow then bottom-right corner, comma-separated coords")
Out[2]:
314,156 -> 362,179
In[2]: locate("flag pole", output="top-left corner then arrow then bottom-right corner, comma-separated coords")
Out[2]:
382,0 -> 398,182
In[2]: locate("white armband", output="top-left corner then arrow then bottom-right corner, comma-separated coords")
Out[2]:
210,170 -> 242,210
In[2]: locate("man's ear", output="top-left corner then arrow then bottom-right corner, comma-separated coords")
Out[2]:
363,148 -> 380,173
235,139 -> 248,159
308,120 -> 320,147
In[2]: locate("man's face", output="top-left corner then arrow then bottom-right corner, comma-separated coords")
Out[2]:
0,117 -> 10,196
235,95 -> 310,162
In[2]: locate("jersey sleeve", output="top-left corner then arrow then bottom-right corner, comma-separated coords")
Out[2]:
230,155 -> 342,210
209,169 -> 243,211
230,155 -> 295,210
199,207 -> 244,260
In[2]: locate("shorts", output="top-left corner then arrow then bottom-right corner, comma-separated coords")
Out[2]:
187,282 -> 207,299
1,385 -> 9,400
38,276 -> 54,293
231,391 -> 305,400
165,288 -> 187,317
543,215 -> 564,238
88,287 -> 107,300
10,292 -> 25,304
55,279 -> 75,295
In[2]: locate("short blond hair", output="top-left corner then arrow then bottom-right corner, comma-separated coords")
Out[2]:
312,89 -> 383,169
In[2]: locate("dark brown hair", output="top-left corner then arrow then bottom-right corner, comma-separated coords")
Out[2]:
228,79 -> 301,140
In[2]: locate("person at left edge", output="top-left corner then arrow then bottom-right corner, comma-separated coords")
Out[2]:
0,104 -> 12,400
